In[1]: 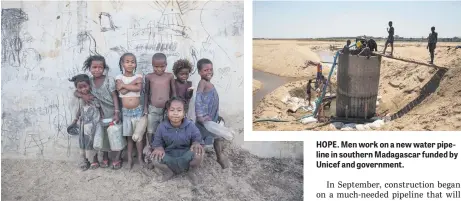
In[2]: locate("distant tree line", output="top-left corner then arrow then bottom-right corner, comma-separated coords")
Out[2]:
254,37 -> 461,42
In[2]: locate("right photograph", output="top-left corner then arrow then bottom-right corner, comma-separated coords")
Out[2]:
252,1 -> 461,131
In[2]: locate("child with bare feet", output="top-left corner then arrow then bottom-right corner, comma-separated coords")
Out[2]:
116,53 -> 144,169
172,59 -> 194,113
144,53 -> 177,151
194,58 -> 230,169
74,55 -> 123,170
70,74 -> 104,171
150,97 -> 203,186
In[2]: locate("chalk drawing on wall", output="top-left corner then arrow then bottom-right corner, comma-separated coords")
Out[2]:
1,8 -> 29,67
99,12 -> 119,32
20,48 -> 42,72
77,31 -> 99,55
110,0 -> 124,12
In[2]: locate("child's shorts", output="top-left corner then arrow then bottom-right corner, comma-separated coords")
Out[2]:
122,106 -> 143,137
162,149 -> 195,174
147,105 -> 164,136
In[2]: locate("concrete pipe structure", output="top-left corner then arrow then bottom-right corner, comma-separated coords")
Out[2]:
336,53 -> 382,119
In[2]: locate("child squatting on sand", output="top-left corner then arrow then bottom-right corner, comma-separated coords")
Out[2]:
150,97 -> 204,186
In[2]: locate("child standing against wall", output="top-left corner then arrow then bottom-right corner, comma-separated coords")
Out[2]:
74,55 -> 123,169
116,53 -> 144,169
195,58 -> 229,169
70,74 -> 104,171
144,53 -> 177,150
172,59 -> 194,113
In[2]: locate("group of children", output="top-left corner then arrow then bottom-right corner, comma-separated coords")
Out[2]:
69,52 -> 229,184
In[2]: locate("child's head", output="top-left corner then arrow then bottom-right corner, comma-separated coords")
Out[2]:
82,55 -> 109,78
173,59 -> 193,82
197,58 -> 213,81
308,79 -> 312,84
346,40 -> 351,46
388,21 -> 392,26
119,53 -> 137,74
152,53 -> 167,75
164,97 -> 187,124
431,26 -> 435,32
69,74 -> 91,95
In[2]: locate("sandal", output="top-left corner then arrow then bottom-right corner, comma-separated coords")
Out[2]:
80,161 -> 90,171
112,160 -> 122,170
100,160 -> 109,168
90,162 -> 99,169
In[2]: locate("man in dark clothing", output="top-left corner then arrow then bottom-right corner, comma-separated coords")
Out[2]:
368,39 -> 378,52
382,21 -> 395,56
427,26 -> 438,64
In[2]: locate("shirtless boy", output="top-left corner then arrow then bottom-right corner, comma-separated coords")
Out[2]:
144,53 -> 177,147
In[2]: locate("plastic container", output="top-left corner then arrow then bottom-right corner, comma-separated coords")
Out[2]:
107,122 -> 126,151
203,121 -> 234,141
132,116 -> 147,142
92,123 -> 104,150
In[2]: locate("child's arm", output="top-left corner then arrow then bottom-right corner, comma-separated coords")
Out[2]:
186,81 -> 193,102
73,107 -> 81,124
170,74 -> 177,98
74,91 -> 94,103
108,77 -> 120,122
151,124 -> 165,157
117,77 -> 142,92
144,75 -> 151,115
195,80 -> 211,123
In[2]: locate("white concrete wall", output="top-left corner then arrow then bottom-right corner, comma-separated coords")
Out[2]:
1,1 -> 302,160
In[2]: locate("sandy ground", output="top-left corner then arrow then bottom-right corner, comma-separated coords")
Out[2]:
253,40 -> 461,131
253,79 -> 262,94
253,40 -> 332,78
1,146 -> 303,201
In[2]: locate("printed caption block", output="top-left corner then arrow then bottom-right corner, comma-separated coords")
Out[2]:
306,136 -> 461,201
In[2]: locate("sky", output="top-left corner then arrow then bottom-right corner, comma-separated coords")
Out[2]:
253,1 -> 461,38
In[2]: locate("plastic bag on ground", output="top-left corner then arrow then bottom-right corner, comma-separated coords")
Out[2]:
132,116 -> 147,142
300,116 -> 317,124
330,122 -> 344,129
107,122 -> 126,151
356,124 -> 366,131
203,121 -> 234,141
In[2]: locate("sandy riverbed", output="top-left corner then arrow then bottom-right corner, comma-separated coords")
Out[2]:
253,40 -> 461,131
253,79 -> 262,94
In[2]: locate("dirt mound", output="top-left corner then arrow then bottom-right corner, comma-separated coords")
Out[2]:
380,47 -> 461,130
1,147 -> 303,201
253,40 -> 325,78
253,79 -> 262,94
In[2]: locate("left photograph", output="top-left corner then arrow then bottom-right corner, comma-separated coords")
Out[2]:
2,1 -> 301,200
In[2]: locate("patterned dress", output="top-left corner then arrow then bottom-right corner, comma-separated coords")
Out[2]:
195,85 -> 220,145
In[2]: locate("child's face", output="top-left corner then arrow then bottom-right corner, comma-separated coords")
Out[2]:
90,60 -> 104,78
168,100 -> 185,124
199,64 -> 213,81
122,56 -> 136,73
177,68 -> 190,82
76,81 -> 90,95
389,22 -> 392,27
152,59 -> 167,75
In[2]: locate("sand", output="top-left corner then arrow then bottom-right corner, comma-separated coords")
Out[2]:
253,40 -> 330,78
253,79 -> 262,94
1,146 -> 303,201
253,40 -> 461,131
